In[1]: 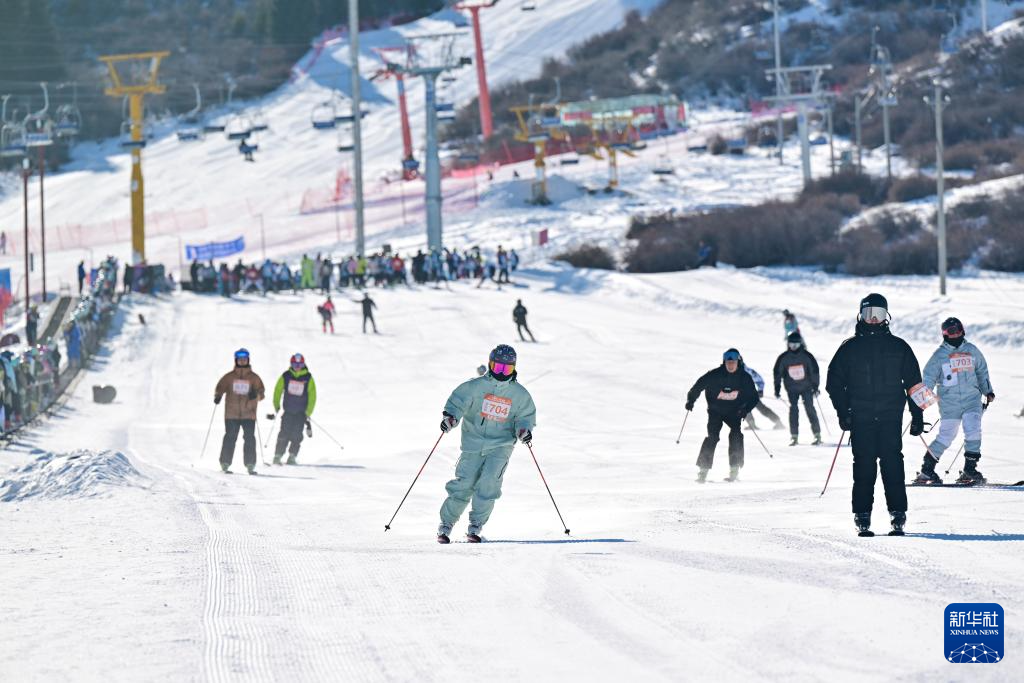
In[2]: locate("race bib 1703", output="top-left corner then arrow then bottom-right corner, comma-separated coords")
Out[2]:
949,353 -> 974,373
908,382 -> 938,410
787,365 -> 806,381
232,380 -> 250,395
287,380 -> 305,396
480,394 -> 512,422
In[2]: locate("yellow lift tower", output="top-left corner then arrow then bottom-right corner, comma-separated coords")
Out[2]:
98,51 -> 169,265
510,103 -> 565,205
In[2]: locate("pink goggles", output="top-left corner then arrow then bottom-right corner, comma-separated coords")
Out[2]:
490,361 -> 515,376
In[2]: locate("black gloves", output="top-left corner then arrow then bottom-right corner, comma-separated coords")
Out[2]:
440,411 -> 458,433
909,414 -> 925,437
214,395 -> 221,405
838,410 -> 852,432
517,428 -> 532,446
305,419 -> 313,437
247,387 -> 258,400
684,401 -> 694,412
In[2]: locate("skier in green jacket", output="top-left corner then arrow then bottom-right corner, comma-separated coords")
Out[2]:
437,344 -> 537,544
269,353 -> 317,464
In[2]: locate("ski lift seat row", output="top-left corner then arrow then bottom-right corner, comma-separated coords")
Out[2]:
119,121 -> 146,149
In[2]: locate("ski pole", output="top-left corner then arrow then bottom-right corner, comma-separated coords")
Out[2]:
815,394 -> 832,436
263,412 -> 278,449
198,402 -> 218,461
944,442 -> 966,476
527,444 -> 570,536
749,424 -> 774,458
675,410 -> 691,444
385,433 -> 445,531
309,416 -> 345,451
254,418 -> 269,467
820,431 -> 847,497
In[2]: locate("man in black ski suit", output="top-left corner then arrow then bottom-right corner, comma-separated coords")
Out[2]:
513,299 -> 536,342
686,348 -> 760,483
361,293 -> 378,334
826,293 -> 924,537
773,332 -> 822,445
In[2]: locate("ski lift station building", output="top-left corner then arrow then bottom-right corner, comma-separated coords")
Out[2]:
558,95 -> 686,138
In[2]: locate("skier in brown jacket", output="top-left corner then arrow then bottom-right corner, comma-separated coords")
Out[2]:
214,348 -> 266,474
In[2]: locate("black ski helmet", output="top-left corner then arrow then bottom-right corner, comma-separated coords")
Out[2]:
859,292 -> 889,323
488,344 -> 517,380
942,317 -> 965,346
787,332 -> 803,349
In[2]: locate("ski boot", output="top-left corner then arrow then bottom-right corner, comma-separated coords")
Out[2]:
246,466 -> 258,475
466,526 -> 482,543
696,468 -> 709,483
914,453 -> 942,485
956,453 -> 986,485
437,523 -> 452,544
854,512 -> 874,537
811,433 -> 822,446
286,455 -> 297,465
272,453 -> 283,465
220,462 -> 231,474
888,511 -> 906,536
789,435 -> 798,446
724,466 -> 740,482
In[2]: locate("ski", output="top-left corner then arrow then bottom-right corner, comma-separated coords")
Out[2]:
858,530 -> 875,537
907,481 -> 1023,489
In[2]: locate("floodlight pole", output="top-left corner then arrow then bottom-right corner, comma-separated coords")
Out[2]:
773,0 -> 783,165
424,71 -> 443,250
22,158 -> 30,320
930,81 -> 948,296
981,0 -> 988,33
349,0 -> 366,257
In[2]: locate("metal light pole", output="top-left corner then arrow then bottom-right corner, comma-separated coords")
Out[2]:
349,0 -> 366,257
981,0 -> 988,33
424,73 -> 443,250
854,95 -> 863,171
38,146 -> 47,301
22,157 -> 30,320
933,81 -> 948,296
773,0 -> 783,165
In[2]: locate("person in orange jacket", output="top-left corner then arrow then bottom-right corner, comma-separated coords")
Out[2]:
214,348 -> 266,474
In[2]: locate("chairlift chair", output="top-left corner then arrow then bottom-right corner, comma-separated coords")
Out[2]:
436,101 -> 456,122
225,114 -> 253,141
312,101 -> 337,130
653,154 -> 674,175
0,123 -> 27,158
250,108 -> 269,132
54,105 -> 81,137
203,117 -> 227,133
119,120 -> 146,149
177,115 -> 204,142
23,118 -> 53,148
521,1 -> 537,10
337,125 -> 355,152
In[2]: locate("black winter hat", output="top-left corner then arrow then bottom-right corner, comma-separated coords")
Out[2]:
859,292 -> 888,311
787,332 -> 803,345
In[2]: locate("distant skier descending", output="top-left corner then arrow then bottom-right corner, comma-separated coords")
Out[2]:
271,353 -> 317,465
826,293 -> 923,537
512,299 -> 536,342
214,348 -> 266,475
318,296 -> 336,334
773,332 -> 822,446
914,317 -> 995,486
685,349 -> 759,483
360,293 -> 378,334
782,309 -> 800,340
436,344 -> 537,544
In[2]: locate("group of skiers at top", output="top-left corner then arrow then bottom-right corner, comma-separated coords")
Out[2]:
685,293 -> 996,537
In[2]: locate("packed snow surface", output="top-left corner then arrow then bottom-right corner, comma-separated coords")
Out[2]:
1,265 -> 1022,681
0,449 -> 145,502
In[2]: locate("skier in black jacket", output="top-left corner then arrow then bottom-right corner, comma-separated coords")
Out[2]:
826,293 -> 925,537
512,299 -> 535,342
686,349 -> 760,483
773,332 -> 822,446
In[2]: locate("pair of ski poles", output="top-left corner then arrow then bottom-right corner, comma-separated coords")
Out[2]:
263,413 -> 346,453
675,410 -> 775,458
197,402 -> 270,467
384,432 -> 570,536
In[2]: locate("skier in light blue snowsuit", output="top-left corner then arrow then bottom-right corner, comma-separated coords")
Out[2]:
437,344 -> 536,543
914,317 -> 994,485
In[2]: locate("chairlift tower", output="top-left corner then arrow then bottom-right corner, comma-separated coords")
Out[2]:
373,47 -> 418,179
389,33 -> 470,251
98,51 -> 169,265
453,1 -> 499,139
348,0 -> 366,257
764,64 -> 832,185
869,29 -> 897,182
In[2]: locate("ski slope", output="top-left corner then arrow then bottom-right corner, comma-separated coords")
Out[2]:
1,265 -> 1022,680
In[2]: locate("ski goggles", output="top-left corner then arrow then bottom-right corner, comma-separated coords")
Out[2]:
722,350 -> 741,362
489,360 -> 515,376
787,342 -> 801,351
860,306 -> 888,322
942,321 -> 964,337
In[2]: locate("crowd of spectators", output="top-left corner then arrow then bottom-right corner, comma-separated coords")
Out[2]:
187,245 -> 522,296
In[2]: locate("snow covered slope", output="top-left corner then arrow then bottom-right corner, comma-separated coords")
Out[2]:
1,265 -> 1022,680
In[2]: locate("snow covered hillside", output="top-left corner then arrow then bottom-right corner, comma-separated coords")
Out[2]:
1,264 -> 1023,680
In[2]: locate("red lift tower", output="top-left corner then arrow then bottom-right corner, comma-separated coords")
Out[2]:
373,47 -> 418,179
454,0 -> 499,139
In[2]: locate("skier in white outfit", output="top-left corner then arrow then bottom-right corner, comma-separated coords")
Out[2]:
914,317 -> 995,485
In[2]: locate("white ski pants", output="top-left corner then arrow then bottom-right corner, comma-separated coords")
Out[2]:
928,411 -> 983,459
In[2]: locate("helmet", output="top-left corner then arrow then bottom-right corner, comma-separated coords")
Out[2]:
722,348 -> 741,362
290,353 -> 306,369
941,317 -> 964,336
787,332 -> 803,350
488,344 -> 517,378
859,292 -> 888,324
234,348 -> 250,360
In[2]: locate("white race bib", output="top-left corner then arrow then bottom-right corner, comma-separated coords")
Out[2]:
787,365 -> 806,381
949,353 -> 974,373
480,394 -> 511,422
908,383 -> 937,410
717,390 -> 738,401
232,380 -> 250,395
941,363 -> 958,387
287,380 -> 305,396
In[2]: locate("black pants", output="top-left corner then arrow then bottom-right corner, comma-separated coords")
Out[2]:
363,313 -> 377,333
275,412 -> 305,457
787,389 -> 820,436
850,418 -> 907,514
697,412 -> 744,469
516,322 -> 535,342
221,419 -> 256,469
